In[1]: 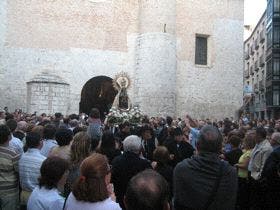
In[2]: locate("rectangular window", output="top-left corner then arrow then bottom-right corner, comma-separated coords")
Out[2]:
267,0 -> 273,19
267,58 -> 273,79
274,0 -> 280,13
273,85 -> 280,106
195,36 -> 208,65
267,26 -> 273,48
273,25 -> 280,45
274,58 -> 280,80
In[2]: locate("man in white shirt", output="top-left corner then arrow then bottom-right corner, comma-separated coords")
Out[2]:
6,119 -> 23,155
248,126 -> 273,208
19,132 -> 46,207
40,124 -> 57,157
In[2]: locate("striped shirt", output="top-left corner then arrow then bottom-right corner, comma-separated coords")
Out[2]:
19,148 -> 46,191
40,139 -> 58,157
0,145 -> 20,197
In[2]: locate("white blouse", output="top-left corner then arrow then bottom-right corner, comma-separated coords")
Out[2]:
65,193 -> 121,210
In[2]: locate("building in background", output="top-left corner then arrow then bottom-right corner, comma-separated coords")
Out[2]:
0,0 -> 244,119
244,12 -> 267,119
244,0 -> 280,119
266,0 -> 280,119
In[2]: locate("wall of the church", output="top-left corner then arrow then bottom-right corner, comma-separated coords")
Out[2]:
175,0 -> 244,119
0,0 -> 244,119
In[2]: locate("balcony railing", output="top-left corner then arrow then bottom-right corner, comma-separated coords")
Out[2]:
245,50 -> 250,60
254,61 -> 259,71
254,83 -> 259,93
259,80 -> 265,91
259,55 -> 265,67
244,69 -> 249,78
250,66 -> 254,75
260,29 -> 265,43
250,46 -> 254,55
254,38 -> 259,50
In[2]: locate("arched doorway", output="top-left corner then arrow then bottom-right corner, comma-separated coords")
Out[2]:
79,76 -> 118,119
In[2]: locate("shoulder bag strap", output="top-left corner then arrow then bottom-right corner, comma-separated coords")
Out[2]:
204,161 -> 225,210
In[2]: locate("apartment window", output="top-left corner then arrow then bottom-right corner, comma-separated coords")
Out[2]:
274,0 -> 280,13
273,85 -> 280,105
274,58 -> 280,79
267,59 -> 273,79
267,26 -> 273,48
267,0 -> 273,19
195,36 -> 208,65
273,25 -> 280,45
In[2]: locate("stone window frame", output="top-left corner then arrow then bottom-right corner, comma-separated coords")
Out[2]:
195,34 -> 210,67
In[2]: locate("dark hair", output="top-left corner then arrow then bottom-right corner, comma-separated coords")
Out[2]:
55,112 -> 62,119
43,124 -> 56,139
0,125 -> 11,144
256,126 -> 267,139
26,132 -> 41,148
228,135 -> 241,147
89,108 -> 100,119
153,146 -> 170,166
173,127 -> 183,136
55,128 -> 73,146
125,169 -> 169,210
99,131 -> 116,154
166,116 -> 173,126
73,153 -> 110,202
243,130 -> 256,150
73,127 -> 86,136
39,157 -> 69,189
5,113 -> 14,122
119,121 -> 130,130
197,125 -> 223,153
6,119 -> 17,132
13,131 -> 25,141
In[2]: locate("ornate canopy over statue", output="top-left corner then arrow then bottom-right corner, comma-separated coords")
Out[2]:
112,72 -> 132,111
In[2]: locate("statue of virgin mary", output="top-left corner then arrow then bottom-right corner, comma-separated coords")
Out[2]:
112,74 -> 132,111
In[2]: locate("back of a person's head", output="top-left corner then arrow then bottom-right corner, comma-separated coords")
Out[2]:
256,126 -> 267,139
100,131 -> 115,151
71,131 -> 91,164
0,124 -> 11,144
26,132 -> 41,148
6,119 -> 17,132
89,108 -> 100,119
125,169 -> 169,210
73,153 -> 110,202
54,112 -> 62,119
153,146 -> 170,166
166,116 -> 173,126
31,125 -> 44,139
39,156 -> 69,189
228,135 -> 242,148
123,135 -> 142,154
43,124 -> 56,139
55,128 -> 73,146
197,125 -> 223,153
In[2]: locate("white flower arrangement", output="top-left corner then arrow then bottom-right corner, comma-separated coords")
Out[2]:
106,106 -> 143,125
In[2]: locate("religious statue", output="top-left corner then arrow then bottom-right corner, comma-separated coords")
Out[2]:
112,72 -> 132,111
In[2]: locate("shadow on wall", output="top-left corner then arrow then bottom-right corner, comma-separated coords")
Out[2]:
79,76 -> 117,119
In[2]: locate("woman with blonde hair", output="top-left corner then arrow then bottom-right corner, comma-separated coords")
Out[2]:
64,131 -> 91,196
235,130 -> 256,209
65,153 -> 121,210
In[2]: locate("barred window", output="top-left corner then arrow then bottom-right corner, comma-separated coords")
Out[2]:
195,36 -> 208,65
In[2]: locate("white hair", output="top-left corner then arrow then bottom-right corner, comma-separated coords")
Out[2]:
123,135 -> 142,154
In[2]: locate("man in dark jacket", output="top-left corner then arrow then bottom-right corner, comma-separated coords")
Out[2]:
173,125 -> 237,210
111,135 -> 151,209
261,132 -> 280,209
164,127 -> 194,167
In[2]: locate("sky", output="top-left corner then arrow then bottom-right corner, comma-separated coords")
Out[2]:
244,0 -> 267,39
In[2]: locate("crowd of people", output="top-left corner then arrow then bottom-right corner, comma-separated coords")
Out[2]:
0,107 -> 280,210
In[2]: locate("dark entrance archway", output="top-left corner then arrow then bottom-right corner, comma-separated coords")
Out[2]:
79,76 -> 118,119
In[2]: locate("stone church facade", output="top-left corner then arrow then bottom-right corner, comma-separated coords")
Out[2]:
0,0 -> 244,119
